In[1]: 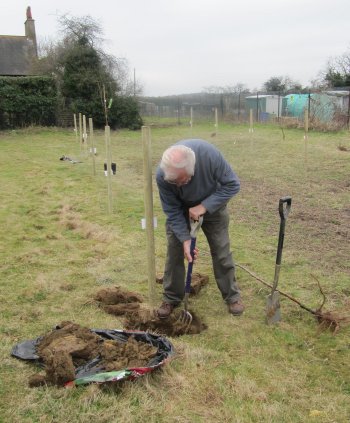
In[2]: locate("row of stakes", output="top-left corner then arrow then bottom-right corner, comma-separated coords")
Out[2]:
72,114 -> 155,220
73,113 -> 117,215
73,114 -> 157,304
73,112 -> 117,175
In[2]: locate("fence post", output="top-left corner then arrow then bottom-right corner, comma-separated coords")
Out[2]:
89,118 -> 96,176
249,109 -> 254,133
73,114 -> 78,143
190,106 -> 193,136
83,114 -> 87,154
304,108 -> 309,176
347,88 -> 350,130
142,126 -> 156,306
78,113 -> 83,151
105,125 -> 113,214
213,107 -> 218,138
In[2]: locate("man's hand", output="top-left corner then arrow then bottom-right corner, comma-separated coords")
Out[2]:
183,239 -> 199,263
189,204 -> 206,221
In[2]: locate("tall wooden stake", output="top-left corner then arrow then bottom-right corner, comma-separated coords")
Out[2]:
105,126 -> 113,214
83,114 -> 87,154
304,108 -> 309,176
249,109 -> 254,133
190,106 -> 193,137
73,114 -> 78,143
142,126 -> 156,306
214,107 -> 218,137
78,113 -> 83,151
89,118 -> 96,176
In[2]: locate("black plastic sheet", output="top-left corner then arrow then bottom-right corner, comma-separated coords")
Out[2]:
12,328 -> 175,386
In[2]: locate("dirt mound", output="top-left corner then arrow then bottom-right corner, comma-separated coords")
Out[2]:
124,308 -> 207,337
94,286 -> 143,316
100,337 -> 157,371
94,285 -> 207,336
95,286 -> 144,305
28,321 -> 157,387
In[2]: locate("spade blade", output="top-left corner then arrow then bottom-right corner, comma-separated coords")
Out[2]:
266,291 -> 281,324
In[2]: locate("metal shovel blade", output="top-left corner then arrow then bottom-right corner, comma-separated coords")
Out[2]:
266,291 -> 281,324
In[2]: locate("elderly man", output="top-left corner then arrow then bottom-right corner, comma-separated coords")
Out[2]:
156,138 -> 244,318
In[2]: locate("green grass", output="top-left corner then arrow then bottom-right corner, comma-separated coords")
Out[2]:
0,123 -> 349,422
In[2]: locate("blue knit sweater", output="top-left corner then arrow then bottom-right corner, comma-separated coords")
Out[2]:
156,139 -> 240,243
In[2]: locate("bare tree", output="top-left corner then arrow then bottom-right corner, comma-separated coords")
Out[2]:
202,83 -> 248,94
33,14 -> 142,96
262,76 -> 303,93
322,47 -> 350,87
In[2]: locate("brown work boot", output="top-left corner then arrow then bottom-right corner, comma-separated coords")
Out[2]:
157,302 -> 174,319
228,299 -> 245,316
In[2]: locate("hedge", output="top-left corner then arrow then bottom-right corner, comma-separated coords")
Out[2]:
0,76 -> 57,129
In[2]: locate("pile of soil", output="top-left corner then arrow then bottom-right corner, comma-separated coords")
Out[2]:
124,308 -> 207,337
94,286 -> 143,316
95,287 -> 144,305
94,284 -> 207,337
100,337 -> 157,371
28,321 -> 157,388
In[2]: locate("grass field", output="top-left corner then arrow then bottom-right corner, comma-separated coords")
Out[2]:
0,121 -> 349,422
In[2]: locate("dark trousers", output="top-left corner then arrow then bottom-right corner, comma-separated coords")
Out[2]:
162,205 -> 241,305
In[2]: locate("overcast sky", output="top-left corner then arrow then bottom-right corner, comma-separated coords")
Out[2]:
2,1 -> 349,96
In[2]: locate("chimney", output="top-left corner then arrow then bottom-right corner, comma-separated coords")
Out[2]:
25,6 -> 38,57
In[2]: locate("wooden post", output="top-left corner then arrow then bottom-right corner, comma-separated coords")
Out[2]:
83,115 -> 87,154
78,113 -> 83,151
304,108 -> 309,175
105,126 -> 113,214
238,91 -> 241,121
249,109 -> 254,133
304,108 -> 309,139
89,118 -> 96,176
142,126 -> 156,306
214,107 -> 218,136
190,106 -> 193,137
73,114 -> 78,143
347,88 -> 350,131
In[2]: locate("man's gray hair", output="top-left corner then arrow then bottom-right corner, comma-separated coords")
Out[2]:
160,145 -> 196,181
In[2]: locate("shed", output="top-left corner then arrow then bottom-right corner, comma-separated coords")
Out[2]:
284,94 -> 309,118
284,92 -> 349,122
245,95 -> 284,121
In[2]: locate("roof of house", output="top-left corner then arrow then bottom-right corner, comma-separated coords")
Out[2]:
0,35 -> 36,76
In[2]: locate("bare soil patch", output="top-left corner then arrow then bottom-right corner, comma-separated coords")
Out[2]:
233,178 -> 350,275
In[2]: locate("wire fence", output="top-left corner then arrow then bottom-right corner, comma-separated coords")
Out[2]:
139,88 -> 350,131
